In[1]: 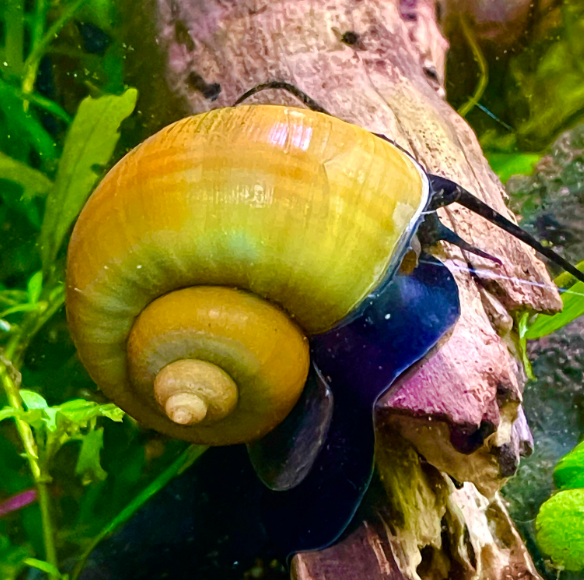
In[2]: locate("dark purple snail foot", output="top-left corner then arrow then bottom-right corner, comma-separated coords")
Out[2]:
247,366 -> 334,490
261,253 -> 461,559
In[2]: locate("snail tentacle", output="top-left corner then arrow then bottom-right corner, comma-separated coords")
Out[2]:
428,173 -> 584,283
235,81 -> 330,114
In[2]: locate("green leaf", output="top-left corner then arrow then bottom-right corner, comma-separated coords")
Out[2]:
526,280 -> 584,339
0,83 -> 58,164
39,88 -> 138,270
553,259 -> 584,291
0,303 -> 44,318
78,0 -> 117,31
96,403 -> 125,423
0,288 -> 29,307
76,427 -> 108,484
14,395 -> 125,453
42,407 -> 59,433
554,441 -> 584,490
56,400 -> 124,427
536,488 -> 584,571
510,21 -> 584,150
0,151 -> 53,197
20,390 -> 48,410
26,271 -> 43,304
0,535 -> 32,580
485,151 -> 542,184
24,557 -> 62,577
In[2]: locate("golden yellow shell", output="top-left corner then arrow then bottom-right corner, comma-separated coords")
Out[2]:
66,105 -> 427,443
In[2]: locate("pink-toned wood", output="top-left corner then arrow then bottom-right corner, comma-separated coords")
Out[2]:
290,520 -> 407,580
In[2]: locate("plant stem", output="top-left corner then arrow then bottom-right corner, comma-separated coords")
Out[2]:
457,14 -> 489,119
21,0 -> 89,103
7,283 -> 65,369
0,81 -> 58,163
0,77 -> 72,122
37,480 -> 59,578
0,361 -> 41,480
30,0 -> 49,54
0,358 -> 59,580
71,444 -> 208,580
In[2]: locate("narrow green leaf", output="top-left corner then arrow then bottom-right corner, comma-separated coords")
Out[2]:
0,151 -> 53,197
553,259 -> 584,291
0,303 -> 43,318
536,488 -> 584,571
554,441 -> 584,490
0,288 -> 29,306
526,280 -> 584,339
26,271 -> 43,304
39,88 -> 138,270
0,81 -> 58,162
78,0 -> 116,31
75,428 -> 108,484
0,77 -> 71,123
24,557 -> 62,577
70,444 -> 207,580
20,390 -> 48,410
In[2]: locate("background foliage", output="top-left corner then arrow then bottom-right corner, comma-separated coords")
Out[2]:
0,2 -> 203,578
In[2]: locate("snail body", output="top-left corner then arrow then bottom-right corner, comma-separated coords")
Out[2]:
66,104 -> 428,446
67,86 -> 584,556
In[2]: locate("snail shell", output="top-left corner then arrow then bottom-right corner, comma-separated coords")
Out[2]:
66,105 -> 427,445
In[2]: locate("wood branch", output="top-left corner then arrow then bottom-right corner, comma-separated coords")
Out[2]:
291,429 -> 541,580
123,0 -> 560,578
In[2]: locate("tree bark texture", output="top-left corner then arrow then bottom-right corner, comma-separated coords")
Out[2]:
130,0 -> 562,578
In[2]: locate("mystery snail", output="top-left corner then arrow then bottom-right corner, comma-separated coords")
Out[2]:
66,83 -> 584,556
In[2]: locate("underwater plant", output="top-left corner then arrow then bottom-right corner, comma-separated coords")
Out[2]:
536,441 -> 584,572
0,1 -> 196,579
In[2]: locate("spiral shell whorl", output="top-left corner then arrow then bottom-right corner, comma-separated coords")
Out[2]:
124,286 -> 309,445
154,359 -> 239,426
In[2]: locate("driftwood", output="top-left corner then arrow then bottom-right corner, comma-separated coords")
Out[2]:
125,0 -> 563,578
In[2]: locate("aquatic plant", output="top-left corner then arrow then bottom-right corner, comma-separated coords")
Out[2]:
536,441 -> 584,572
0,2 -> 209,579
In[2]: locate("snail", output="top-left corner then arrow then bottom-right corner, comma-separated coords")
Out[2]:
66,83 -> 584,557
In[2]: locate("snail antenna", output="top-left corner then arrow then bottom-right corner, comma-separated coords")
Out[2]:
235,81 -> 331,115
427,174 -> 584,284
418,212 -> 502,265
